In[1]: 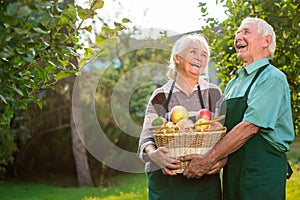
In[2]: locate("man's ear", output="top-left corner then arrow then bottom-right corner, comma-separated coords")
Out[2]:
263,35 -> 272,48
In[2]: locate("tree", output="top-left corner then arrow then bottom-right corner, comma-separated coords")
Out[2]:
199,0 -> 300,135
77,31 -> 172,185
0,0 -> 130,185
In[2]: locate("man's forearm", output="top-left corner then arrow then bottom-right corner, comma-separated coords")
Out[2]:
207,121 -> 260,164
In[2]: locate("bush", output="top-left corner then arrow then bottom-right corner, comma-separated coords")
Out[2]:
0,127 -> 17,179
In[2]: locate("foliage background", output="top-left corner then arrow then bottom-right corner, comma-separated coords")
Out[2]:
0,0 -> 298,193
200,0 -> 299,134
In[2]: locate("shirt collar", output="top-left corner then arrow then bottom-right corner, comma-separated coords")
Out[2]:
244,58 -> 270,75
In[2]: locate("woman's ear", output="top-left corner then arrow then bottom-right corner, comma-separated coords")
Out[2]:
174,54 -> 180,64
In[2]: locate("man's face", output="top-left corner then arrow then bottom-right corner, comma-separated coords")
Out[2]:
234,22 -> 266,66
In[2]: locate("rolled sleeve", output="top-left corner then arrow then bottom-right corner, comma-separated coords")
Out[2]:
244,70 -> 294,151
137,93 -> 161,162
244,76 -> 282,129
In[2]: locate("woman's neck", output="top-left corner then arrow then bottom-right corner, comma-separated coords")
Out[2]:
175,75 -> 198,96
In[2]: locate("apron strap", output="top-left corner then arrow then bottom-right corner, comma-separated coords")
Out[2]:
244,64 -> 269,98
165,81 -> 205,113
165,80 -> 176,113
197,85 -> 205,109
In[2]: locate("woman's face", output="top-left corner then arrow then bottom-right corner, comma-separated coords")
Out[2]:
175,43 -> 208,80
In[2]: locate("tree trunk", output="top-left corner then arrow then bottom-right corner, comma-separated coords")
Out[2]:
70,84 -> 94,187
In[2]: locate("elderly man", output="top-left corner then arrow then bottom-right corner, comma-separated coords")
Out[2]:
181,17 -> 295,199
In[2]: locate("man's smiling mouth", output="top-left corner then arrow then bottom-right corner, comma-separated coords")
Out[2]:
236,43 -> 247,49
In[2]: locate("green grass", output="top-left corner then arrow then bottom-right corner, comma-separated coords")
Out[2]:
286,136 -> 300,199
1,136 -> 299,200
0,173 -> 148,200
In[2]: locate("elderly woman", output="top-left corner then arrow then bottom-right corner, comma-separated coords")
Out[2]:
138,34 -> 226,200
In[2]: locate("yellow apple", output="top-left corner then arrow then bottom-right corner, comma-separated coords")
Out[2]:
170,106 -> 188,123
195,118 -> 210,131
164,121 -> 176,133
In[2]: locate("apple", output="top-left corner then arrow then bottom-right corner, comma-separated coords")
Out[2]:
165,121 -> 177,133
170,106 -> 188,123
195,118 -> 210,131
208,121 -> 223,131
151,117 -> 167,126
196,109 -> 211,121
176,118 -> 194,130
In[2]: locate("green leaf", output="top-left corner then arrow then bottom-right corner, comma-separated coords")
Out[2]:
61,4 -> 76,24
26,96 -> 43,109
91,0 -> 104,11
122,18 -> 131,23
54,71 -> 67,81
0,95 -> 8,104
77,7 -> 95,20
33,27 -> 48,34
57,56 -> 70,67
13,87 -> 24,96
23,48 -> 35,62
54,70 -> 77,81
6,2 -> 18,17
83,25 -> 93,33
18,5 -> 31,18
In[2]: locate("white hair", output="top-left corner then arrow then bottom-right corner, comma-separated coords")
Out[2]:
241,17 -> 276,59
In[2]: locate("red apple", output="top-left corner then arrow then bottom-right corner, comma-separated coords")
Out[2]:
196,109 -> 211,121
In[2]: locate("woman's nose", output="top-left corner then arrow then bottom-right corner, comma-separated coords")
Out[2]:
195,56 -> 201,61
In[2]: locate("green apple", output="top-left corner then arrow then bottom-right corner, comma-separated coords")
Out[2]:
151,117 -> 166,126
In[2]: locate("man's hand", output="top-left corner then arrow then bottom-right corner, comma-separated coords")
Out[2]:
207,157 -> 228,175
181,154 -> 214,178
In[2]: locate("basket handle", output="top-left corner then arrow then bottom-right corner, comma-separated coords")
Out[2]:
195,115 -> 225,126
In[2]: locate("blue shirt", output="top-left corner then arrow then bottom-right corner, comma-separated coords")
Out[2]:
224,58 -> 294,152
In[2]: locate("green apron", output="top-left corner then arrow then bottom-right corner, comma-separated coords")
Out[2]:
148,170 -> 221,200
148,80 -> 222,200
223,65 -> 287,200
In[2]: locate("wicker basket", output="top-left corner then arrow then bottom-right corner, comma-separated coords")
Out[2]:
153,127 -> 226,173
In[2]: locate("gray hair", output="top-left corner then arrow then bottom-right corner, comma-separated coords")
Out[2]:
166,34 -> 210,80
241,17 -> 276,59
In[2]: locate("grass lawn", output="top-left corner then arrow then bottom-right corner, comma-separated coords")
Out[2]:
286,135 -> 300,199
1,136 -> 299,200
0,173 -> 148,200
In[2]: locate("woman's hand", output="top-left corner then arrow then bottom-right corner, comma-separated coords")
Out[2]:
148,146 -> 180,176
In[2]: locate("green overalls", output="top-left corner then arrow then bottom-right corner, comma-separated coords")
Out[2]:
223,65 -> 287,200
148,81 -> 222,200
